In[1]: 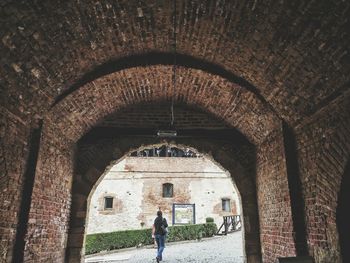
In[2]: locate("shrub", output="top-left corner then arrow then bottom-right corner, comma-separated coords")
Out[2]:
85,223 -> 217,255
85,228 -> 153,255
205,217 -> 214,223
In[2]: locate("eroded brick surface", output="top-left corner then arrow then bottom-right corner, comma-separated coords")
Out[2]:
1,1 -> 349,124
295,95 -> 350,263
23,131 -> 74,262
44,65 -> 280,144
257,126 -> 296,262
0,1 -> 349,263
0,107 -> 29,262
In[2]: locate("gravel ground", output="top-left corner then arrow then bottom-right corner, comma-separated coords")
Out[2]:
85,231 -> 245,263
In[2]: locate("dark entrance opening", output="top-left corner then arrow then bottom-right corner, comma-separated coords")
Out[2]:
336,160 -> 350,262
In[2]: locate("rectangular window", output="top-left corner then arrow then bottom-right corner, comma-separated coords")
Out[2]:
104,197 -> 113,209
163,183 -> 174,198
222,199 -> 231,212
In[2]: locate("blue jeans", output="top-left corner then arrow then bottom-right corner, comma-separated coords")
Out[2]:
155,234 -> 165,260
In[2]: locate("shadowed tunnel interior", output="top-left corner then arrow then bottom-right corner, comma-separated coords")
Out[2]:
1,1 -> 350,263
337,161 -> 350,263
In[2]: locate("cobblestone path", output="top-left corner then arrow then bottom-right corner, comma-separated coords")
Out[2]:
85,231 -> 244,263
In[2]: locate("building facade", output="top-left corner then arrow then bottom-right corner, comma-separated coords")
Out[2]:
86,155 -> 241,234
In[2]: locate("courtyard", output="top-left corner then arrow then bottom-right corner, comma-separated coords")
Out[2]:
85,231 -> 244,263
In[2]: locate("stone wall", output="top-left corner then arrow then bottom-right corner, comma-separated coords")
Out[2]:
86,157 -> 241,234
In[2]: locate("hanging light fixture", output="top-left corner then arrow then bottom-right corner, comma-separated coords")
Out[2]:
157,0 -> 177,138
157,130 -> 177,137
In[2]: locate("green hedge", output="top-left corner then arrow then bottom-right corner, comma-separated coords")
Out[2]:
85,223 -> 217,255
205,217 -> 214,223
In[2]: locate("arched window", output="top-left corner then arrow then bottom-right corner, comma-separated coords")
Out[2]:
163,183 -> 174,198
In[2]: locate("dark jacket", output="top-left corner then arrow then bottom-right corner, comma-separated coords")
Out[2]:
154,216 -> 168,235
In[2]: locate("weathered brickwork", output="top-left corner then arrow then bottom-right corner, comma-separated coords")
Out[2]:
257,125 -> 296,262
0,108 -> 29,262
99,103 -> 230,129
1,1 -> 349,124
295,95 -> 350,263
23,128 -> 74,262
0,1 -> 349,263
45,65 -> 279,144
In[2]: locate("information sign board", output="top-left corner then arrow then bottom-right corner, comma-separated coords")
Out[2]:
172,203 -> 196,225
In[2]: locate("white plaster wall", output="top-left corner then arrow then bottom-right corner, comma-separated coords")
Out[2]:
189,178 -> 241,226
87,176 -> 144,234
86,157 -> 241,234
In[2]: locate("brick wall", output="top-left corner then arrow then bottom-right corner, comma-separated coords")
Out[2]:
44,65 -> 279,145
23,124 -> 74,262
8,93 -> 347,263
1,1 -> 349,125
98,103 -> 229,130
1,2 -> 349,262
257,124 -> 296,262
295,95 -> 350,263
0,108 -> 29,262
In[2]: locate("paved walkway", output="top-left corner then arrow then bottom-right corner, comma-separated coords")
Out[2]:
85,231 -> 244,263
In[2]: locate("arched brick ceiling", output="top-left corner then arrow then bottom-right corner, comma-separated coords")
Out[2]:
1,1 -> 349,125
45,65 -> 280,144
97,102 -> 230,129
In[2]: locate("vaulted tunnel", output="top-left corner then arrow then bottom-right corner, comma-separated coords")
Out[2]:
67,103 -> 260,262
1,1 -> 350,263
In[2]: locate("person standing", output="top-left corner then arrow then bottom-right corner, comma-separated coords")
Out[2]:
152,210 -> 168,262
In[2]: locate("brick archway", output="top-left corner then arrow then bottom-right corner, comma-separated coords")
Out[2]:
2,2 -> 350,263
22,65 -> 297,263
72,140 -> 256,262
2,1 -> 348,126
44,64 -> 280,144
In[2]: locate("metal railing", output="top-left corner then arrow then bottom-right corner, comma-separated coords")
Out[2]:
216,215 -> 241,235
